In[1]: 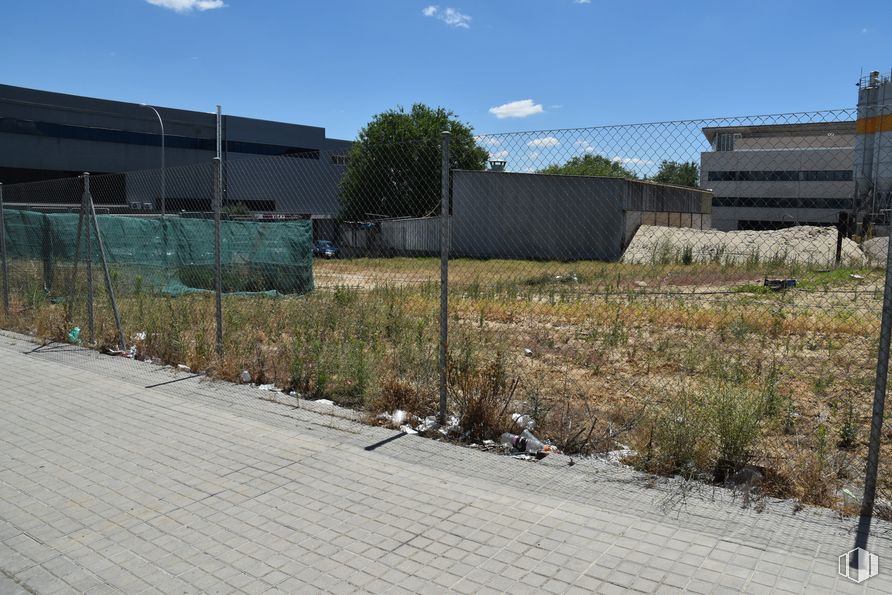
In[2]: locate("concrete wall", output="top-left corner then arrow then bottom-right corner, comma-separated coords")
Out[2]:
451,170 -> 627,261
379,218 -> 439,255
331,173 -> 712,261
337,217 -> 440,257
623,211 -> 711,248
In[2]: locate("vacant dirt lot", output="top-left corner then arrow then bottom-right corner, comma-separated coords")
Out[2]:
2,255 -> 889,510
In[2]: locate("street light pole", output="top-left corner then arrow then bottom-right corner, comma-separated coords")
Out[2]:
140,104 -> 166,218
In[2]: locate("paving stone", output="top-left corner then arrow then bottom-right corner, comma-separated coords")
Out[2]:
0,332 -> 890,595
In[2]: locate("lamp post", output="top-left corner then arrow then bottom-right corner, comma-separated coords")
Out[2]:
140,104 -> 166,217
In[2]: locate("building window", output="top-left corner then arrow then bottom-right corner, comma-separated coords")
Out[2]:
712,196 -> 854,210
801,170 -> 853,182
707,170 -> 853,183
715,133 -> 736,151
331,154 -> 348,166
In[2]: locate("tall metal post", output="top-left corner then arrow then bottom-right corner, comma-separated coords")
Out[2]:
0,183 -> 9,315
858,103 -> 891,546
438,131 -> 451,425
85,175 -> 95,345
86,182 -> 127,351
213,155 -> 223,357
67,184 -> 88,322
213,106 -> 224,356
860,195 -> 892,527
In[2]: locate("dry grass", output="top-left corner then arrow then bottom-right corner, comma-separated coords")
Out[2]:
1,255 -> 887,511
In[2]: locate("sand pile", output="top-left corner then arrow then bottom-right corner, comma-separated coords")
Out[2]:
862,236 -> 889,267
622,225 -> 866,267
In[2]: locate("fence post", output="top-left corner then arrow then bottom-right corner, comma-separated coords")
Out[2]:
858,202 -> 892,544
213,156 -> 224,356
86,181 -> 126,351
859,100 -> 892,544
84,175 -> 95,345
438,131 -> 451,425
67,183 -> 88,323
0,182 -> 9,315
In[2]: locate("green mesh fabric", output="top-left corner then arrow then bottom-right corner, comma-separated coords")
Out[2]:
1,209 -> 314,296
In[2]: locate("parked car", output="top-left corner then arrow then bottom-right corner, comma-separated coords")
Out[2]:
313,240 -> 340,259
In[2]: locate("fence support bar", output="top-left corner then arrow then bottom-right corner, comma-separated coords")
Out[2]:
438,131 -> 451,425
86,178 -> 126,351
0,183 -> 9,315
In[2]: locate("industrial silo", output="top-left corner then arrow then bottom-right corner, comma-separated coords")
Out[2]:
855,70 -> 892,227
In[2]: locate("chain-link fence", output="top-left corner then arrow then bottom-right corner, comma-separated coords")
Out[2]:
3,106 -> 892,520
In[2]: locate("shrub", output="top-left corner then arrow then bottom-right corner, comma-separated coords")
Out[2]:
633,387 -> 712,475
448,345 -> 516,441
706,383 -> 768,480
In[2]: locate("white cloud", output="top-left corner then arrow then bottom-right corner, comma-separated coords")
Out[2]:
528,136 -> 560,148
575,0 -> 592,3
422,5 -> 471,28
489,150 -> 509,159
489,99 -> 544,119
476,135 -> 501,146
528,151 -> 541,159
145,0 -> 225,13
611,156 -> 654,166
441,8 -> 471,27
574,140 -> 595,153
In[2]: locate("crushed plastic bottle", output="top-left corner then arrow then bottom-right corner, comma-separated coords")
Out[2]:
500,429 -> 544,454
67,327 -> 81,344
500,429 -> 559,459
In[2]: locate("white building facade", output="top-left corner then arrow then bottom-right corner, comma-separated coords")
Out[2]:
700,121 -> 854,231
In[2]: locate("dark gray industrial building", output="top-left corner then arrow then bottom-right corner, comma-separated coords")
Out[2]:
0,84 -> 350,214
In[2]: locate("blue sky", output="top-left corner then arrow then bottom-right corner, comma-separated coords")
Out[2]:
1,0 -> 889,141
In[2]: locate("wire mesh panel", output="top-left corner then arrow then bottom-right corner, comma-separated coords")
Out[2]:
453,109 -> 885,513
4,107 -> 892,518
218,139 -> 451,408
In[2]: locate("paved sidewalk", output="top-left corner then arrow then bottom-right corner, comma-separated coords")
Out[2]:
0,331 -> 890,594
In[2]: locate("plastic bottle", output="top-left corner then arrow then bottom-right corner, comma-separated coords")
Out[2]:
501,430 -> 546,454
500,432 -> 526,451
67,327 -> 81,344
520,429 -> 545,453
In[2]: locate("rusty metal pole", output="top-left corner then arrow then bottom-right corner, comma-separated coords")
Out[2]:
0,183 -> 9,315
438,131 -> 451,425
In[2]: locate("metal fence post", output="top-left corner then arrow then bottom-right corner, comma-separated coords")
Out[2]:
0,182 -> 9,315
438,131 -> 451,425
213,156 -> 224,356
84,175 -> 95,345
857,217 -> 892,556
67,183 -> 88,323
858,103 -> 892,543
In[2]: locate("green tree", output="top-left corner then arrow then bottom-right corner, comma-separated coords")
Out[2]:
539,154 -> 637,178
339,104 -> 488,220
652,160 -> 700,187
